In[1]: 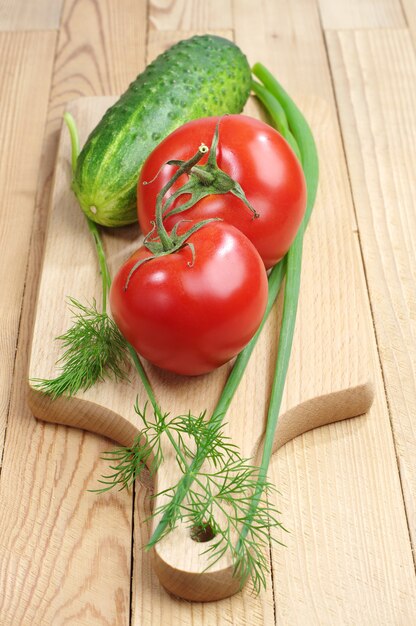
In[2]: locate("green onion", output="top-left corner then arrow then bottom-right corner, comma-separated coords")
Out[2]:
148,66 -> 319,578
251,80 -> 301,162
148,67 -> 319,559
252,65 -> 319,222
235,65 -> 319,556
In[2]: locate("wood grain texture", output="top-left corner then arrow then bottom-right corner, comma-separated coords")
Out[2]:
233,0 -> 334,105
0,31 -> 56,463
326,28 -> 416,547
318,0 -> 405,29
0,1 -> 147,624
0,0 -> 64,30
270,100 -> 416,625
28,95 -> 373,604
1,0 -> 415,622
272,367 -> 416,623
401,0 -> 416,45
49,0 -> 147,131
149,0 -> 233,31
234,0 -> 416,620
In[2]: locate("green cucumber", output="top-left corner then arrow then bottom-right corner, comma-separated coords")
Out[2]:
72,35 -> 251,227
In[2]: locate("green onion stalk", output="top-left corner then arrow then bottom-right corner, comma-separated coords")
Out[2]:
147,65 -> 319,562
234,65 -> 319,558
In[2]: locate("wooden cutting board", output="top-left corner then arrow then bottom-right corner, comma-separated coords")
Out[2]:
28,96 -> 374,602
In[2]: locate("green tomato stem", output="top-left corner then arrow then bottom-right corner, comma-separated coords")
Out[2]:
152,144 -> 209,251
155,123 -> 259,223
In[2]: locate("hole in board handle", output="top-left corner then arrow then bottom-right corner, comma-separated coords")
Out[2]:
190,522 -> 216,543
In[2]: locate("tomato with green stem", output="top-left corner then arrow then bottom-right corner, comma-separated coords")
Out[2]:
137,114 -> 307,269
111,143 -> 268,376
110,220 -> 268,376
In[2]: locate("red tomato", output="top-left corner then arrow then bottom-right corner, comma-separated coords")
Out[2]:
137,115 -> 306,269
110,221 -> 268,376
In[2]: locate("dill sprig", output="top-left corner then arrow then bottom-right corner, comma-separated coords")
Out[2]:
94,399 -> 286,593
95,402 -> 243,492
32,114 -> 130,399
150,464 -> 286,595
32,298 -> 130,398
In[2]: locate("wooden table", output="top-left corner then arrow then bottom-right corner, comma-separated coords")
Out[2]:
1,1 -> 415,624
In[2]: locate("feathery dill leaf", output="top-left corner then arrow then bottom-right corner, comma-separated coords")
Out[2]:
32,298 -> 130,398
97,400 -> 286,592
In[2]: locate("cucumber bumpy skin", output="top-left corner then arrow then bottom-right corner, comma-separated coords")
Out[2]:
72,35 -> 251,227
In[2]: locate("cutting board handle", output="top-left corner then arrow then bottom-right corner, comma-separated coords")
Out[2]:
28,379 -> 373,602
28,95 -> 375,603
148,381 -> 373,602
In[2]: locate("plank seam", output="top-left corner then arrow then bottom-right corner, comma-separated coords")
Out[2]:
130,3 -> 151,622
398,0 -> 410,28
268,531 -> 277,626
129,481 -> 136,626
397,0 -> 416,54
319,24 -> 416,570
322,26 -> 408,32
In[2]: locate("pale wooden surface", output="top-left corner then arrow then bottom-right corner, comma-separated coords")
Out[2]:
0,31 -> 56,459
326,27 -> 416,550
0,0 -> 415,624
27,89 -> 373,600
319,0 -> 405,29
0,0 -> 64,30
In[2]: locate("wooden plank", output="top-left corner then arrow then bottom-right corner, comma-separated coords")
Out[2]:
146,27 -> 233,61
272,370 -> 416,623
49,0 -> 147,126
232,0 -> 334,104
149,0 -> 233,31
0,31 -> 55,462
318,0 -> 405,29
326,28 -> 416,546
271,105 -> 416,623
0,1 -> 147,623
233,0 -> 416,620
0,0 -> 64,30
